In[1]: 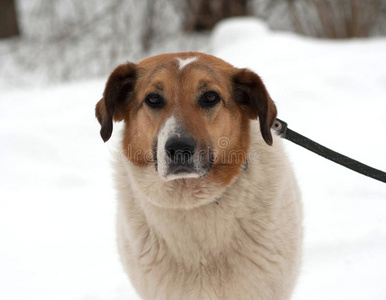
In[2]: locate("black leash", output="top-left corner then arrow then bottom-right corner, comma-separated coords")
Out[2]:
272,119 -> 386,184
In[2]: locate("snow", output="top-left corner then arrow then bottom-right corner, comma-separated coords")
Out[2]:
1,17 -> 386,299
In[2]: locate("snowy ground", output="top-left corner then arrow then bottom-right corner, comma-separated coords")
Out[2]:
1,18 -> 385,300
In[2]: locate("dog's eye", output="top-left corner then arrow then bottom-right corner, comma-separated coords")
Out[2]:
145,93 -> 165,108
200,91 -> 220,108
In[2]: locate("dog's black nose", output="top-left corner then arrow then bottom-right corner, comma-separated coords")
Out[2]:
165,135 -> 195,162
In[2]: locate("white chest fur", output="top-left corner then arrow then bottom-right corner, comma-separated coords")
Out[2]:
114,127 -> 302,300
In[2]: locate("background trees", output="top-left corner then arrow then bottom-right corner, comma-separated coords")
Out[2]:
0,0 -> 19,38
0,0 -> 385,87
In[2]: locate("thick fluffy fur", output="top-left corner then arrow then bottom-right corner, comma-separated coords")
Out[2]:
114,126 -> 302,300
97,52 -> 302,300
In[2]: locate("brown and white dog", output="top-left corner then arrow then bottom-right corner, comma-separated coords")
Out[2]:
95,52 -> 302,300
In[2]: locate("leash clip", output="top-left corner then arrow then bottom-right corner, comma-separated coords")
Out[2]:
272,118 -> 287,138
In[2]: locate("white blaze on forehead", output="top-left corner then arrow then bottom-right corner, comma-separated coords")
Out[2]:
177,57 -> 197,70
157,115 -> 178,178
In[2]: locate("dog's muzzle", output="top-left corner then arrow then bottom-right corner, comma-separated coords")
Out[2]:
165,134 -> 196,176
156,116 -> 212,180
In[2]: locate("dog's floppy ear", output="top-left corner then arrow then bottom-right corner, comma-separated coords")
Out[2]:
95,62 -> 137,142
233,68 -> 277,146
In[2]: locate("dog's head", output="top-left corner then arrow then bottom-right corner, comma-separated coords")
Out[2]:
96,52 -> 276,206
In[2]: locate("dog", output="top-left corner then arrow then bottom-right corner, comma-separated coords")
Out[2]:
95,52 -> 302,300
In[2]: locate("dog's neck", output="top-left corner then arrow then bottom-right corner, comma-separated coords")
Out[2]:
140,196 -> 239,265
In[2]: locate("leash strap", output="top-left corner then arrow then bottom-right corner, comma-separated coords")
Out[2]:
273,119 -> 386,184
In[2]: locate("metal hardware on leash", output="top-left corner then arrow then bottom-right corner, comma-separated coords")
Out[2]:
273,119 -> 287,137
273,118 -> 386,184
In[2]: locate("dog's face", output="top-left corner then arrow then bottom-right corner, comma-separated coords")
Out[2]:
96,52 -> 276,192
